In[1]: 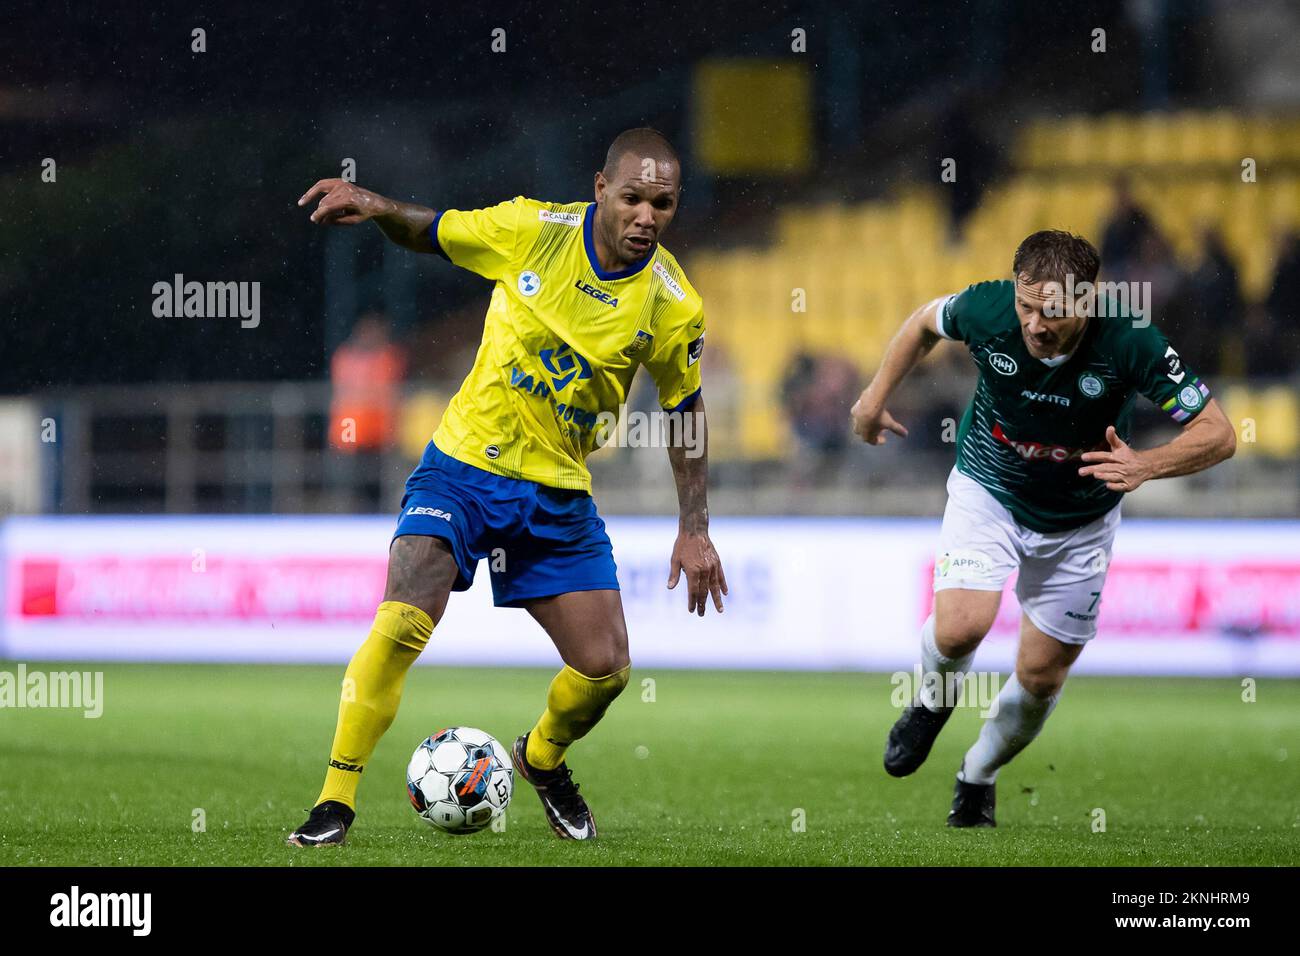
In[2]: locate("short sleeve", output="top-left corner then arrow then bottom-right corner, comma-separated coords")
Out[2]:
934,281 -> 1009,344
933,294 -> 962,340
432,198 -> 523,280
644,309 -> 705,412
1118,322 -> 1212,424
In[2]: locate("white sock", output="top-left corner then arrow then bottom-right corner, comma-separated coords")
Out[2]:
918,614 -> 974,711
958,673 -> 1059,785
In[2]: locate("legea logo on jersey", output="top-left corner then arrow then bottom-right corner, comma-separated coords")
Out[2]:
574,279 -> 618,307
517,271 -> 541,296
539,343 -> 592,391
989,353 -> 1018,376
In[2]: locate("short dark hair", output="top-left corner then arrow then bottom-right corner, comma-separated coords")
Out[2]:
603,127 -> 681,181
1013,230 -> 1100,286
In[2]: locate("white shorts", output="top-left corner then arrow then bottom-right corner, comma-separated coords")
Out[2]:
933,468 -> 1120,644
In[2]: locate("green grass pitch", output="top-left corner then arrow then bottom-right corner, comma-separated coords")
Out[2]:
1,661 -> 1296,866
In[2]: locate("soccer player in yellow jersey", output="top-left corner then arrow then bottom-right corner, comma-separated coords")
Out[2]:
288,129 -> 726,844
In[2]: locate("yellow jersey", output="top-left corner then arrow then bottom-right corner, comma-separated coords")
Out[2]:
429,196 -> 705,492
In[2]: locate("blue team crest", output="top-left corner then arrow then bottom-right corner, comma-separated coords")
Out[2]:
622,330 -> 654,358
539,343 -> 592,391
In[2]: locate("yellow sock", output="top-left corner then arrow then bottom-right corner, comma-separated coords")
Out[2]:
526,664 -> 630,770
316,600 -> 433,810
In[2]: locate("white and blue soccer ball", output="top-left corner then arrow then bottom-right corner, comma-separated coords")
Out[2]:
406,727 -> 513,834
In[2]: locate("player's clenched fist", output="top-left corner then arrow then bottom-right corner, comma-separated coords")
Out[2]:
297,179 -> 395,225
850,392 -> 908,446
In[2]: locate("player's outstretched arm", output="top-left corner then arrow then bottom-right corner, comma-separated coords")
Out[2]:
851,297 -> 948,445
1078,400 -> 1236,493
666,397 -> 727,616
297,179 -> 437,253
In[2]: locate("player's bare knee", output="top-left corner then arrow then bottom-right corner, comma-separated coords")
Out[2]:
934,629 -> 983,658
1016,664 -> 1066,699
384,535 -> 458,623
577,645 -> 631,682
934,592 -> 998,657
934,612 -> 991,657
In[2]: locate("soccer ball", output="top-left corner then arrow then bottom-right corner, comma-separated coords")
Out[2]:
406,727 -> 513,834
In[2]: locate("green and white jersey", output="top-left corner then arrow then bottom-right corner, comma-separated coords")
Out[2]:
936,280 -> 1212,532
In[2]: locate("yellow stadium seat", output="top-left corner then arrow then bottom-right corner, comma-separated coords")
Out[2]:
1223,385 -> 1300,457
685,111 -> 1300,462
1137,112 -> 1176,166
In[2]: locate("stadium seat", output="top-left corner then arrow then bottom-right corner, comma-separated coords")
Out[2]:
692,111 -> 1300,459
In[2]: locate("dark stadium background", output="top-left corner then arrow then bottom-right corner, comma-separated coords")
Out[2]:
4,1 -> 1283,517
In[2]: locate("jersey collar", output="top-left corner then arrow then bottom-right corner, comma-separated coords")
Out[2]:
583,202 -> 655,281
1037,351 -> 1073,368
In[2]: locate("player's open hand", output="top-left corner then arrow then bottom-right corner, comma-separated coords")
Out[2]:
851,394 -> 908,445
297,179 -> 393,225
668,531 -> 727,616
1078,426 -> 1151,492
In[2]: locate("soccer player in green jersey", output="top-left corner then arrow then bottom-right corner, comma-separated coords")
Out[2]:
851,230 -> 1236,826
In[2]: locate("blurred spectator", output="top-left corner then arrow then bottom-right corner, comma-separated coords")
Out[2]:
1179,227 -> 1241,375
939,100 -> 999,240
1125,230 -> 1186,330
1254,230 -> 1300,378
329,311 -> 407,509
781,350 -> 861,487
1099,176 -> 1156,279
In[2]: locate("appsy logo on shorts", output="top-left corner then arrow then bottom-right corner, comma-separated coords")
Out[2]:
936,550 -> 992,579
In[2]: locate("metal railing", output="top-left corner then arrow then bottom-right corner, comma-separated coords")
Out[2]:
28,378 -> 1300,518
